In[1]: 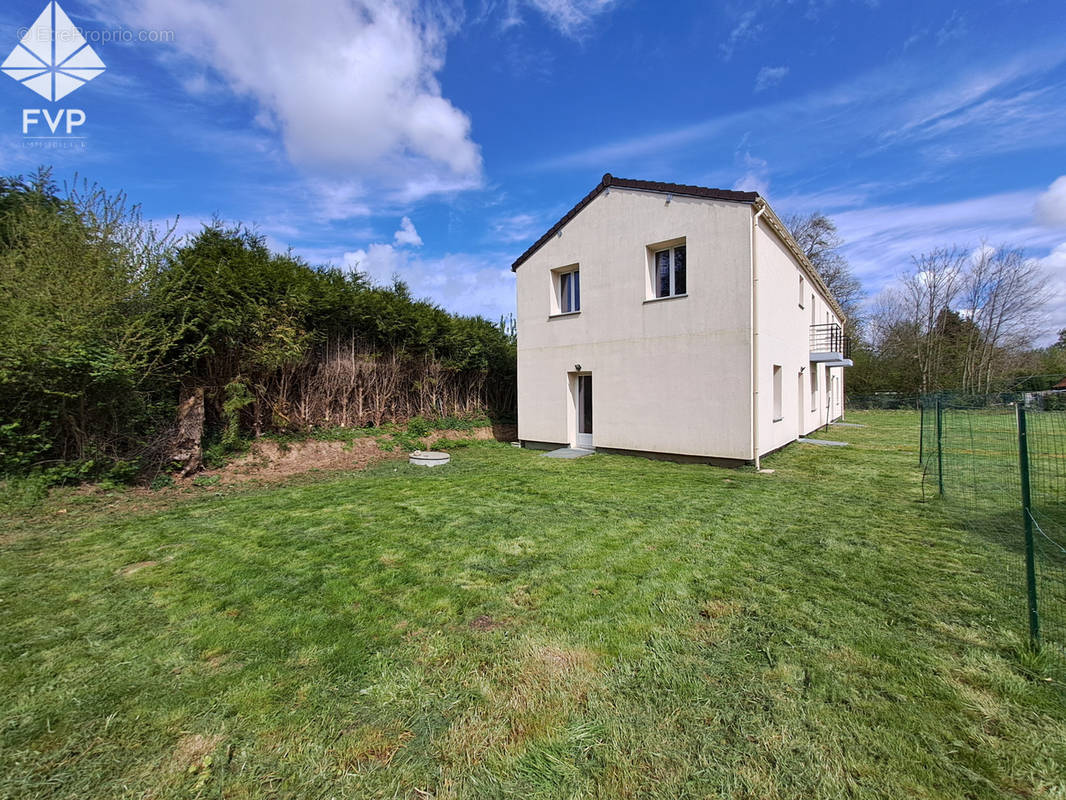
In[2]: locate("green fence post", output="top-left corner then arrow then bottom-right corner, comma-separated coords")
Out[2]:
936,398 -> 944,496
919,402 -> 924,465
1016,401 -> 1042,649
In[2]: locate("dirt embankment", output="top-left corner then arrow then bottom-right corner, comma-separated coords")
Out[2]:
195,424 -> 517,486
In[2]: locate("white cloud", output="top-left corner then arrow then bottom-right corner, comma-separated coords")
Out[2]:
503,0 -> 617,37
490,212 -> 545,243
732,151 -> 770,197
720,9 -> 762,60
393,216 -> 423,247
754,65 -> 788,93
341,244 -> 514,318
833,189 -> 1066,297
1035,176 -> 1066,228
110,0 -> 482,207
936,9 -> 967,45
1033,243 -> 1066,345
344,242 -> 405,286
537,43 -> 1066,175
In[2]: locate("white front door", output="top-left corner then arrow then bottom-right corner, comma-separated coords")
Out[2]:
576,374 -> 593,449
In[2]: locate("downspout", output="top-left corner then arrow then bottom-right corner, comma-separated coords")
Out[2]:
750,202 -> 766,469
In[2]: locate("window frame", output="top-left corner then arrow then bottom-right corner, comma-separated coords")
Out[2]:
550,265 -> 581,317
799,275 -> 805,308
772,364 -> 783,422
645,237 -> 688,301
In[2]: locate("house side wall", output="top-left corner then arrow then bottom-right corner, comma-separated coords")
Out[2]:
515,189 -> 754,460
755,221 -> 845,455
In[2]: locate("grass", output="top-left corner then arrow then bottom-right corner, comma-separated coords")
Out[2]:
927,403 -> 1066,664
1,411 -> 1065,799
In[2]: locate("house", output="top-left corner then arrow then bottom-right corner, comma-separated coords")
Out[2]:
511,174 -> 851,466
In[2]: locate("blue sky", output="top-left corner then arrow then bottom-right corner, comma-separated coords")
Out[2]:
2,0 -> 1065,337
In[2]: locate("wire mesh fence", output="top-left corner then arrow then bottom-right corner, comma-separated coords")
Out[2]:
919,393 -> 1066,663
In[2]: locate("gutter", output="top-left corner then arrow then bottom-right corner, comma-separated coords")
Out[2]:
751,201 -> 766,469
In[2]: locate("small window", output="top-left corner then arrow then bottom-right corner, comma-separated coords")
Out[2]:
560,269 -> 580,313
810,367 -> 818,412
552,267 -> 580,315
772,365 -> 782,421
799,276 -> 805,308
653,244 -> 686,298
810,295 -> 816,325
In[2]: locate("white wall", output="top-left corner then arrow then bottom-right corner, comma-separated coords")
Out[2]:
754,221 -> 845,455
515,189 -> 846,462
516,188 -> 755,460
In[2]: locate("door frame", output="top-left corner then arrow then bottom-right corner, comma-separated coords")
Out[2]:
572,372 -> 593,450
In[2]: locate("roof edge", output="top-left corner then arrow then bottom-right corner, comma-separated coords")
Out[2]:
510,174 -> 759,272
507,173 -> 847,323
754,199 -> 846,323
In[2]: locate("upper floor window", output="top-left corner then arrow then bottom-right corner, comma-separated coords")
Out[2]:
653,244 -> 686,298
799,275 -> 805,308
552,267 -> 580,315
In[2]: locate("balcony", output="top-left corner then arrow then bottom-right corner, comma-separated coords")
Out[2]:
810,323 -> 852,366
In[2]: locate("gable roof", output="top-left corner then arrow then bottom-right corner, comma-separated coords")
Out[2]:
509,173 -> 845,322
510,174 -> 758,272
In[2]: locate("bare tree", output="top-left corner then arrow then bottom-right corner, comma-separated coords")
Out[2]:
899,247 -> 966,393
785,212 -> 864,329
866,245 -> 1050,395
957,244 -> 1050,393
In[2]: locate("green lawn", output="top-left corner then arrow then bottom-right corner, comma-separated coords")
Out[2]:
2,412 -> 1064,799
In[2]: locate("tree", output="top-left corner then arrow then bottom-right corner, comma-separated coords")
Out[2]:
785,212 -> 864,330
864,245 -> 1050,395
956,244 -> 1050,393
0,174 -> 183,472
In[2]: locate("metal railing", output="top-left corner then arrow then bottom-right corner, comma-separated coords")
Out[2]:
809,323 -> 851,358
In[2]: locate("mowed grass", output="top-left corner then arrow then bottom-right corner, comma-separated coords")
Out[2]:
2,412 -> 1065,799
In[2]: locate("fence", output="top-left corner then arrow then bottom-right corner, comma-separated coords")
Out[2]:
919,394 -> 1066,660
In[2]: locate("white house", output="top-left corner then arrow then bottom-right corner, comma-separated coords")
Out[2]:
512,174 -> 851,466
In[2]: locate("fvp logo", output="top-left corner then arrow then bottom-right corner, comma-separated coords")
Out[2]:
3,1 -> 104,100
2,2 -> 104,141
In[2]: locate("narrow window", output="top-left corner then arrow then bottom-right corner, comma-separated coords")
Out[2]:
556,268 -> 580,313
653,245 -> 687,298
810,367 -> 818,411
674,245 -> 686,294
772,365 -> 782,421
656,250 -> 671,297
810,295 -> 815,325
799,275 -> 805,308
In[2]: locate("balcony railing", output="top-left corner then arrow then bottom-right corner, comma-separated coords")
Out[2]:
809,323 -> 851,361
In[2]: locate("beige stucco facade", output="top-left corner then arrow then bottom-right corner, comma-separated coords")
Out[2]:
514,180 -> 846,463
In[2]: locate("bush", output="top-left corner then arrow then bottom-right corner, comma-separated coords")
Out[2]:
149,473 -> 175,491
407,416 -> 431,437
0,173 -> 517,485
